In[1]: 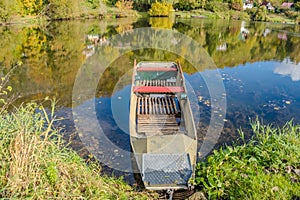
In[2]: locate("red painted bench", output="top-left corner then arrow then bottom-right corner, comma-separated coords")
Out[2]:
133,86 -> 184,93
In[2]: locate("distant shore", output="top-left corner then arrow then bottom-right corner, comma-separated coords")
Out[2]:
1,12 -> 298,27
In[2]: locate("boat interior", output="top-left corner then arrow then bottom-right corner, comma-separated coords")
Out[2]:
136,94 -> 184,136
132,62 -> 188,137
130,61 -> 198,190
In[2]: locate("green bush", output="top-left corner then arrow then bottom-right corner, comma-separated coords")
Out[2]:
148,2 -> 173,17
86,0 -> 100,9
248,7 -> 267,21
296,16 -> 300,24
105,0 -> 118,6
0,0 -> 16,22
173,0 -> 206,11
204,1 -> 228,12
195,120 -> 300,199
205,1 -> 219,12
17,0 -> 45,15
229,10 -> 250,20
295,2 -> 300,11
284,10 -> 298,19
229,0 -> 243,11
0,5 -> 9,22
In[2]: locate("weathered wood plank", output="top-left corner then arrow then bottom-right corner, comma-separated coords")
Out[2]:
137,97 -> 141,115
141,97 -> 144,114
171,96 -> 178,114
161,97 -> 166,114
170,96 -> 176,114
164,97 -> 170,115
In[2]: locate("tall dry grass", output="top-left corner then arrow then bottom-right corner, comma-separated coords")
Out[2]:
0,102 -> 156,199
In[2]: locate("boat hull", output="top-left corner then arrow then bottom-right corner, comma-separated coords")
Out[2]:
129,61 -> 197,190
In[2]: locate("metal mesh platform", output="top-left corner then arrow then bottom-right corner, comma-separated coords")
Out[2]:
142,153 -> 192,187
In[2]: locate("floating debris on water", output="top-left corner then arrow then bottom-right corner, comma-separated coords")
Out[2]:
285,100 -> 291,105
198,96 -> 203,101
204,100 -> 210,106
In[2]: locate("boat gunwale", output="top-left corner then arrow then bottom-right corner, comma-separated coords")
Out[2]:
129,60 -> 198,191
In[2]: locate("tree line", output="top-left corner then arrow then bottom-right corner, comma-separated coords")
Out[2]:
1,0 -> 300,23
0,0 -> 102,22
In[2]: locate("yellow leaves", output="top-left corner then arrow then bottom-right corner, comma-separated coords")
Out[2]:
149,17 -> 174,29
18,0 -> 45,15
17,61 -> 23,66
149,2 -> 173,17
7,86 -> 12,92
115,0 -> 133,10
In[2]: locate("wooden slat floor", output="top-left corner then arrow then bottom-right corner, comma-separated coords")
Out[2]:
137,96 -> 181,135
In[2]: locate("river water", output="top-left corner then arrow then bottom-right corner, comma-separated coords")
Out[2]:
1,17 -> 300,183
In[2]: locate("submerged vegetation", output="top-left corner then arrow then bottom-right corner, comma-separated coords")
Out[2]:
195,120 -> 300,199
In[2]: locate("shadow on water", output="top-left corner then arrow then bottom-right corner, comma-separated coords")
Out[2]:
1,17 -> 300,184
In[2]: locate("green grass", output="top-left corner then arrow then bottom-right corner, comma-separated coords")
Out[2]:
267,14 -> 296,24
174,9 -> 251,20
0,102 -> 157,199
174,9 -> 299,24
195,120 -> 300,199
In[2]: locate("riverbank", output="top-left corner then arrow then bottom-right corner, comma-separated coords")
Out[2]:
195,120 -> 300,199
174,9 -> 299,24
1,101 -> 299,199
0,101 -> 157,199
0,3 -> 138,26
1,64 -> 299,199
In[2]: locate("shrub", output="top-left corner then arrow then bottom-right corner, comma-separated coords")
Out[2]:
0,0 -> 15,22
204,1 -> 229,12
148,2 -> 173,17
295,2 -> 300,11
296,16 -> 300,24
254,7 -> 267,21
173,0 -> 206,11
0,5 -> 10,22
229,10 -> 250,20
229,0 -> 243,11
195,120 -> 300,199
205,1 -> 220,12
247,7 -> 267,21
86,0 -> 100,9
284,10 -> 298,19
17,0 -> 45,15
115,0 -> 133,10
105,0 -> 118,6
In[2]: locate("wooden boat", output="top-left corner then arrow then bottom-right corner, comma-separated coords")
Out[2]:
129,60 -> 198,191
